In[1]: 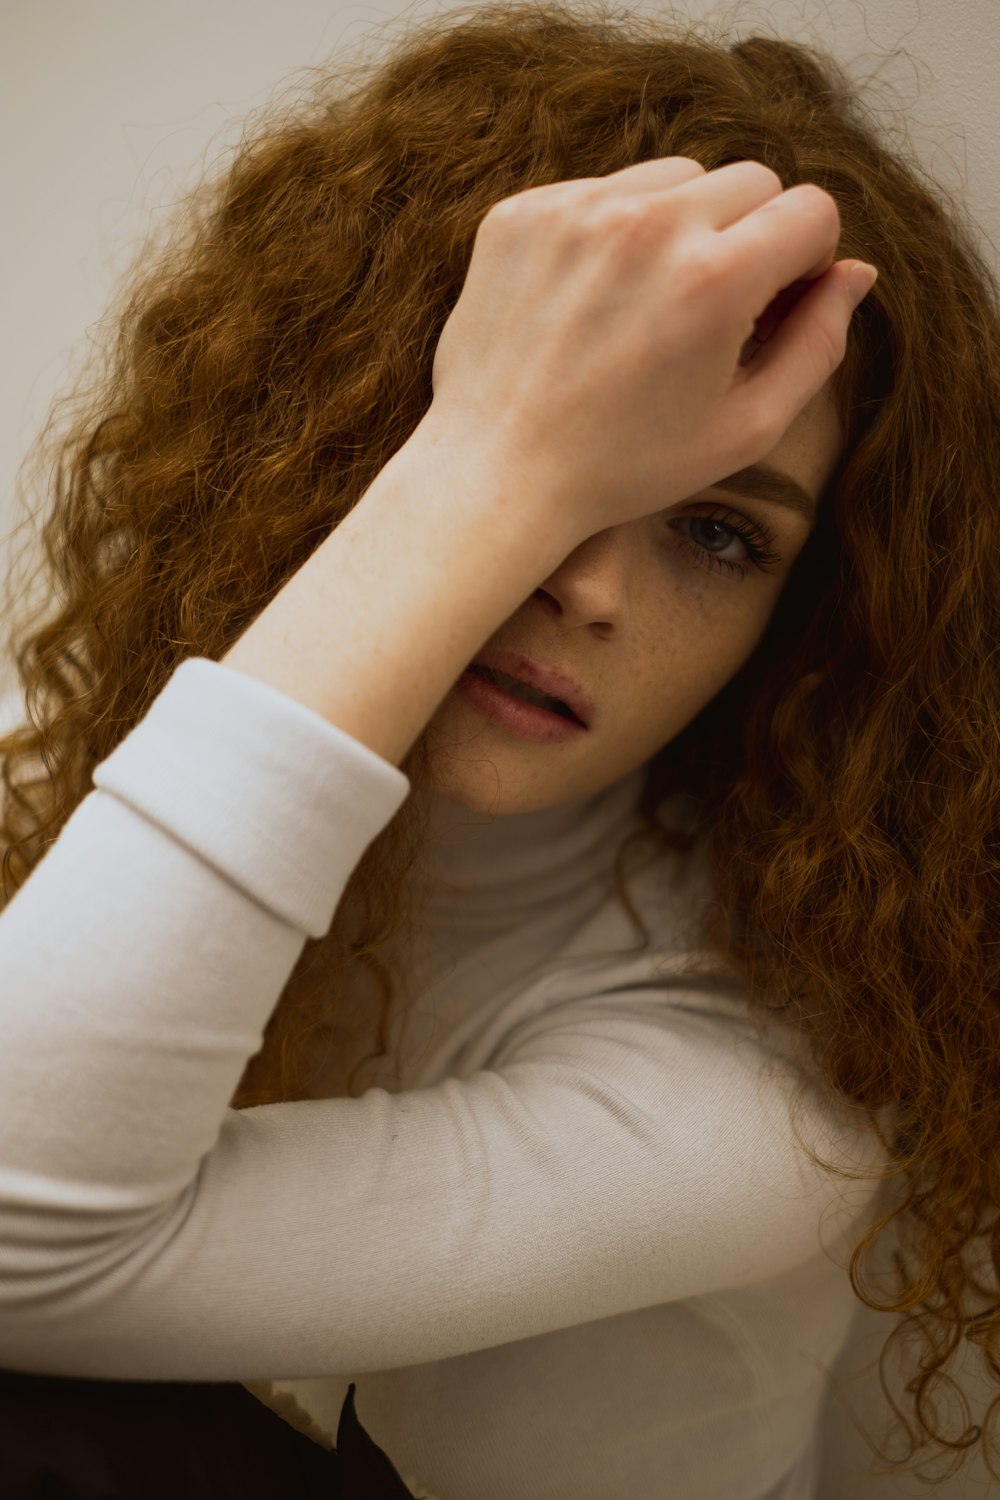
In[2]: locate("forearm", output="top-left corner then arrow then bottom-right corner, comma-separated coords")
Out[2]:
221,432 -> 570,767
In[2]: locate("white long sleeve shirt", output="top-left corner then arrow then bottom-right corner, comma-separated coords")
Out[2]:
0,657 -> 899,1500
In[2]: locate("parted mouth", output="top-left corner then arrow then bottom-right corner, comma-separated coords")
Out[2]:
468,649 -> 594,729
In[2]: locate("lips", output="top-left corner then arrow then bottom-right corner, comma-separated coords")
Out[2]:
469,649 -> 594,729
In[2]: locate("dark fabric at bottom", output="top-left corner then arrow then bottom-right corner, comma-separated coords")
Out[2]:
0,1367 -> 415,1500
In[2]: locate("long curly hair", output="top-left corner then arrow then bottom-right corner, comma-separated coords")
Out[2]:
1,1 -> 997,1485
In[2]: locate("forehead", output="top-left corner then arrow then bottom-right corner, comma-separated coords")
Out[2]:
766,379 -> 844,503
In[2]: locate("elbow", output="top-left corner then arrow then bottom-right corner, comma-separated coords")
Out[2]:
0,1197 -> 181,1374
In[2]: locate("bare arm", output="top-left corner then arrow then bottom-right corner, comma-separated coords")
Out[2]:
220,155 -> 872,766
221,428 -> 569,766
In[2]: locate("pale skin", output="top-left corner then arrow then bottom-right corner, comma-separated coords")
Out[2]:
419,379 -> 843,816
221,377 -> 842,806
221,160 -> 869,778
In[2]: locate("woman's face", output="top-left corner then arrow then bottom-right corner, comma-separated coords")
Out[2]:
421,379 -> 844,815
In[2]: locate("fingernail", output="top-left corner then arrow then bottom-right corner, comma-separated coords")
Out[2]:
847,262 -> 879,307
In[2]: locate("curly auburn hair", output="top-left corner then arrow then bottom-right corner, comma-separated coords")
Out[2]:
1,1 -> 998,1486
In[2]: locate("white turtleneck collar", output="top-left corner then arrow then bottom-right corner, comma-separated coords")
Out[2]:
405,762 -> 654,962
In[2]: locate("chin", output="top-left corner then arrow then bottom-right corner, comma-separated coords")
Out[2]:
424,753 -> 564,817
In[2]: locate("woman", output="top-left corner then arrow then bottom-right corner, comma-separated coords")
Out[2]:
0,3 -> 996,1497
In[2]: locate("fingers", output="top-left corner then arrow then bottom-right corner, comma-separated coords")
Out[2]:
738,259 -> 873,415
738,276 -> 820,365
724,180 -> 843,300
747,276 -> 818,350
659,157 -> 786,228
600,157 -> 787,229
603,160 -> 842,324
595,155 -> 707,196
519,156 -> 707,215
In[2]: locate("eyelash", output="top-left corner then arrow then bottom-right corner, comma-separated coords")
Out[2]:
670,505 -> 783,582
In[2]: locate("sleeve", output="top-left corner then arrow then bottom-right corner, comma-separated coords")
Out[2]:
0,658 -> 885,1384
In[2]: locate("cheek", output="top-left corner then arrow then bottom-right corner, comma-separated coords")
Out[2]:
626,564 -> 786,716
631,620 -> 766,732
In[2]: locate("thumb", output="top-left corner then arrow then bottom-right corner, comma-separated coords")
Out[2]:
743,259 -> 877,404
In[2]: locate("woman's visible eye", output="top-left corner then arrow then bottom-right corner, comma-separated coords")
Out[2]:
669,504 -> 783,582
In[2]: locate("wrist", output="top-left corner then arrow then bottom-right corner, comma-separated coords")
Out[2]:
221,433 -> 565,767
400,414 -> 579,575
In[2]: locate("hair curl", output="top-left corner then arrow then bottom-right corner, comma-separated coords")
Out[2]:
1,1 -> 998,1486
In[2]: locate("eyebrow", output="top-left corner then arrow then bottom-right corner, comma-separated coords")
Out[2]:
707,463 -> 817,524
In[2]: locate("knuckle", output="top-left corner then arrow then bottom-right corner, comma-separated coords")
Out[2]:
679,238 -> 731,293
585,195 -> 658,250
739,160 -> 784,197
570,177 -> 611,207
483,194 -> 523,233
795,181 -> 841,230
606,196 -> 653,233
487,182 -> 561,228
493,186 -> 539,216
668,154 -> 707,174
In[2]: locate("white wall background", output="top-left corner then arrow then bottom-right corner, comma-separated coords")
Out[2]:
2,2 -> 998,1495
